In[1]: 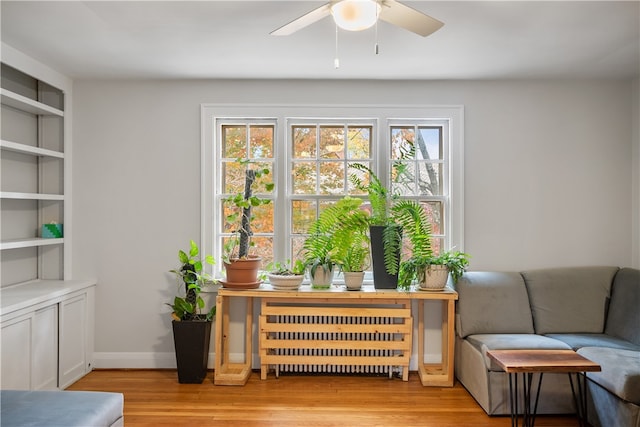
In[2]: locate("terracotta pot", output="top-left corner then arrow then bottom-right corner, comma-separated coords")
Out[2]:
223,255 -> 262,288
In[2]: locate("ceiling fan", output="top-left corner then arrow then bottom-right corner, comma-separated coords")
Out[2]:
270,0 -> 444,37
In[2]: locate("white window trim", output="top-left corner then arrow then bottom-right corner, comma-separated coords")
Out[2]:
201,104 -> 464,278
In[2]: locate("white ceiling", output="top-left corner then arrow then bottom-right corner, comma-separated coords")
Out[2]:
1,1 -> 639,80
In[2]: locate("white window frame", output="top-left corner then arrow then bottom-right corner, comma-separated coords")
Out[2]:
201,104 -> 464,279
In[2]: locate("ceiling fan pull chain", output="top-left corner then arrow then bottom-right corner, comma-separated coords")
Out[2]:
374,0 -> 380,55
334,24 -> 340,69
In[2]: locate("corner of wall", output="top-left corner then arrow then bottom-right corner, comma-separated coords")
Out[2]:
632,78 -> 639,268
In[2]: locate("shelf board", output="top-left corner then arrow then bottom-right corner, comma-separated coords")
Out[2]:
1,238 -> 64,250
0,140 -> 64,159
0,88 -> 64,117
1,279 -> 97,316
0,192 -> 64,201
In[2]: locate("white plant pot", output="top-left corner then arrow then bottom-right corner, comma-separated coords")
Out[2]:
267,273 -> 304,290
310,265 -> 334,289
344,271 -> 365,291
419,265 -> 449,291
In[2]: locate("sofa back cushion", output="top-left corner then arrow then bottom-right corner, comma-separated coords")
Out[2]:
454,271 -> 534,338
605,268 -> 640,345
521,266 -> 618,334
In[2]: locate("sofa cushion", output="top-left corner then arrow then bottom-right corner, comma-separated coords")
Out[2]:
545,333 -> 640,352
0,390 -> 124,427
521,266 -> 618,334
466,333 -> 571,371
605,268 -> 640,346
454,272 -> 534,338
577,347 -> 640,405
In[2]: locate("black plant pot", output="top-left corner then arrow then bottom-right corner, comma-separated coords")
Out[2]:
369,225 -> 400,289
172,319 -> 212,384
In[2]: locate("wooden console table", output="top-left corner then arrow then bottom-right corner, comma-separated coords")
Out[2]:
213,284 -> 457,387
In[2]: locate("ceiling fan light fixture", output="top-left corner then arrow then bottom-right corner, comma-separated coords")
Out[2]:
330,0 -> 381,32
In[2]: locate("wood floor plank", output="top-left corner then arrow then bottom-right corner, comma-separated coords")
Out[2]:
67,370 -> 581,426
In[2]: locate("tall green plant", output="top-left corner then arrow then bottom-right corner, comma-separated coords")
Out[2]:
223,159 -> 273,262
349,163 -> 392,226
348,141 -> 415,278
168,240 -> 216,321
349,163 -> 402,275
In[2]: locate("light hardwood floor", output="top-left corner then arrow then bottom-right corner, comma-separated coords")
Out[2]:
68,370 -> 582,427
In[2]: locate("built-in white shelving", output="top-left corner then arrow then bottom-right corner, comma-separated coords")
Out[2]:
0,88 -> 64,116
1,61 -> 67,285
0,192 -> 64,201
0,238 -> 64,251
0,139 -> 64,158
1,46 -> 94,392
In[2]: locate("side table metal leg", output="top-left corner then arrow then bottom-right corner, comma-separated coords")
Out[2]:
568,372 -> 589,427
581,373 -> 589,426
523,373 -> 531,427
531,372 -> 543,427
508,372 -> 543,427
509,373 -> 518,427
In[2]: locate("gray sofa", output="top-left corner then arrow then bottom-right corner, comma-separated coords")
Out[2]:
453,266 -> 639,427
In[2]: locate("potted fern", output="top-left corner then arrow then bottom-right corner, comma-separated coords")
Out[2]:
336,237 -> 370,290
302,196 -> 369,289
329,198 -> 371,290
349,163 -> 402,289
167,240 -> 216,383
222,158 -> 273,289
391,200 -> 470,290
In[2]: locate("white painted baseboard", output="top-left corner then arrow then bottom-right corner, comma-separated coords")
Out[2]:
92,352 -> 180,369
92,352 -> 442,370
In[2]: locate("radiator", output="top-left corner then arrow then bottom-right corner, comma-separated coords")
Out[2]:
258,299 -> 413,379
276,315 -> 396,374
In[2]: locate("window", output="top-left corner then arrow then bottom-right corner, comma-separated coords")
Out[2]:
218,122 -> 275,263
201,105 -> 464,278
389,121 -> 449,255
288,119 -> 375,262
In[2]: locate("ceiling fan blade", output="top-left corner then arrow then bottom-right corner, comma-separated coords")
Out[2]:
270,3 -> 331,36
379,0 -> 444,37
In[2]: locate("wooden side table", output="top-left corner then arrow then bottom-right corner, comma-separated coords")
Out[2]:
487,349 -> 601,427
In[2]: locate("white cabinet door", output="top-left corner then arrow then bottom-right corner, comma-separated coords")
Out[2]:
58,293 -> 87,388
1,314 -> 32,389
32,304 -> 58,389
1,305 -> 59,390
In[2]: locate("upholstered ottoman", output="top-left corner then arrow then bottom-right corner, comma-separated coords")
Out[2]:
0,390 -> 124,427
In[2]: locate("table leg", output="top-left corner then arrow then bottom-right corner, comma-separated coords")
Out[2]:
213,295 -> 253,385
568,372 -> 589,427
417,299 -> 455,387
524,373 -> 531,427
508,372 -> 544,427
531,373 -> 543,426
509,373 -> 517,427
443,299 -> 455,384
213,294 -> 224,383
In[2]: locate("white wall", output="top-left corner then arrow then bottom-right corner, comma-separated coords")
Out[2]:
71,78 -> 636,367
